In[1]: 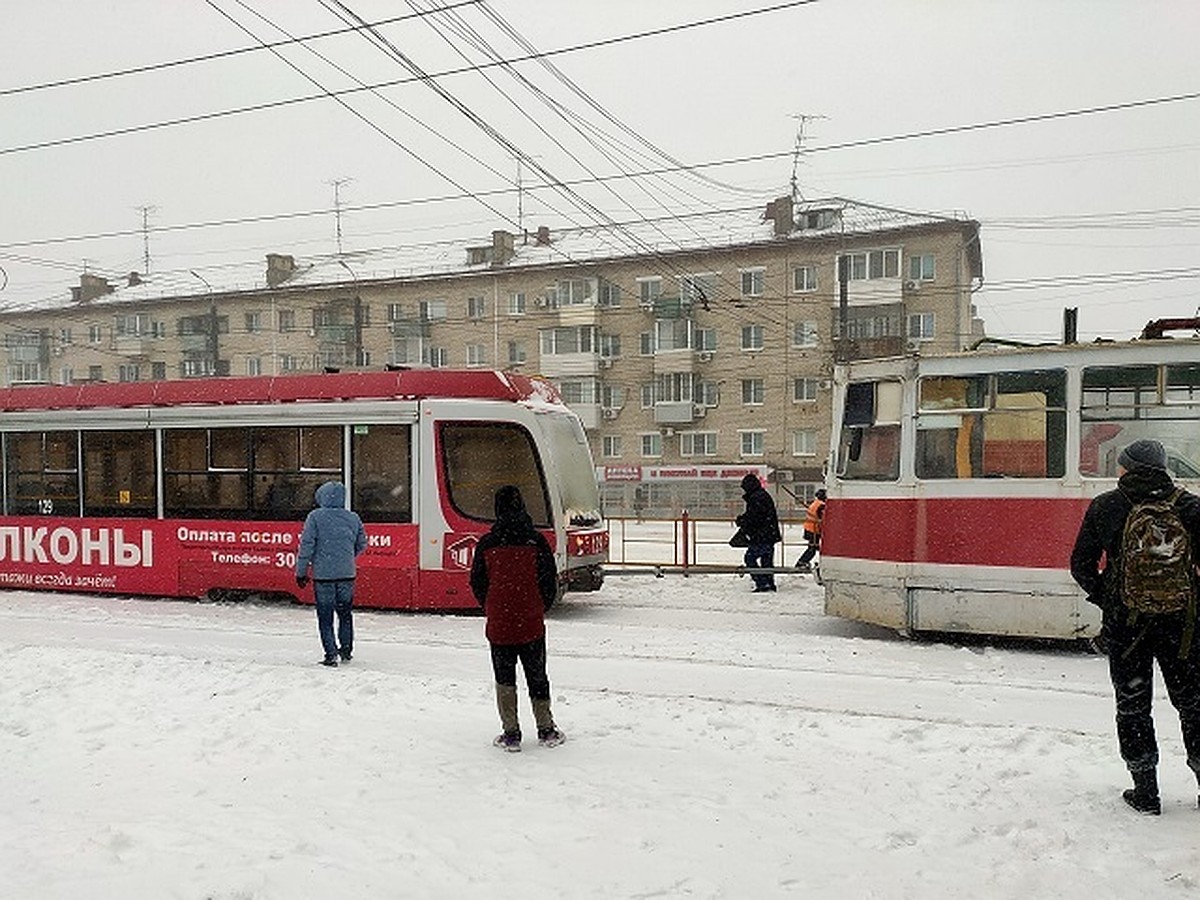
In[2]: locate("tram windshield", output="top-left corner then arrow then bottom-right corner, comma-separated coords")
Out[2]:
440,422 -> 551,527
537,411 -> 602,526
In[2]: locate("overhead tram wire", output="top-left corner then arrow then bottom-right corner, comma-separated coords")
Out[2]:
0,1 -> 822,158
203,0 -> 520,232
319,0 -> 766,321
0,2 -> 483,99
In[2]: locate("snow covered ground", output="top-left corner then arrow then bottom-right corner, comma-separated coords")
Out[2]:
3,568 -> 1200,899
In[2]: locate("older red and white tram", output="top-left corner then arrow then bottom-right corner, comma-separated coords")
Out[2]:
0,369 -> 608,609
821,338 -> 1200,639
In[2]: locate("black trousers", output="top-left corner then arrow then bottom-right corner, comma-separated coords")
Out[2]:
490,637 -> 551,700
1105,609 -> 1200,774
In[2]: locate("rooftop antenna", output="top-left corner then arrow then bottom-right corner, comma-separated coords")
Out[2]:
136,205 -> 157,274
329,177 -> 353,256
790,114 -> 826,203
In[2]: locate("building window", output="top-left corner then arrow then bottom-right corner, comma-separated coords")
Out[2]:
60,367 -> 74,385
152,362 -> 167,380
640,383 -> 654,409
540,325 -> 595,355
681,431 -> 718,457
602,435 -> 621,458
793,320 -> 819,348
279,355 -> 299,372
508,292 -> 526,316
741,324 -> 764,351
599,280 -> 621,307
420,300 -> 447,322
792,265 -> 817,293
741,379 -> 764,405
245,312 -> 262,333
740,268 -> 765,297
908,312 -> 935,340
387,303 -> 404,322
794,377 -> 819,402
88,325 -> 103,343
466,344 -> 485,367
467,296 -> 486,320
839,248 -> 900,281
793,429 -> 817,457
88,365 -> 103,380
601,384 -> 625,409
118,364 -> 140,382
507,340 -> 527,365
640,433 -> 663,458
599,334 -> 621,359
278,309 -> 296,333
427,347 -> 449,368
639,332 -> 654,355
909,254 -> 936,281
637,277 -> 662,307
246,357 -> 262,376
58,327 -> 73,346
739,430 -> 765,457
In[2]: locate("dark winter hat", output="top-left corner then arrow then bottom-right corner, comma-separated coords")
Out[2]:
741,474 -> 761,492
494,484 -> 526,518
815,489 -> 827,500
1118,439 -> 1167,472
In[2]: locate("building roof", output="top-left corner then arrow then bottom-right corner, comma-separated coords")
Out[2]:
1,197 -> 978,315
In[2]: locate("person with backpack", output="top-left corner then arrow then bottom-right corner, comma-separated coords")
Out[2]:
737,473 -> 782,592
295,480 -> 368,667
469,485 -> 565,752
1070,439 -> 1200,815
795,488 -> 826,574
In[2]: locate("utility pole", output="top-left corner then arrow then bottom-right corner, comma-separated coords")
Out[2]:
137,205 -> 156,274
329,177 -> 353,256
790,114 -> 826,203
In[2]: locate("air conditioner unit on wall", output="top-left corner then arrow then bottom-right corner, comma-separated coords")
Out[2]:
602,408 -> 619,420
697,351 -> 713,362
693,404 -> 707,417
904,280 -> 919,291
599,357 -> 613,368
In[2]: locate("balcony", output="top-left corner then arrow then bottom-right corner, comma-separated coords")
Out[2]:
538,352 -> 602,379
114,334 -> 153,356
654,400 -> 696,425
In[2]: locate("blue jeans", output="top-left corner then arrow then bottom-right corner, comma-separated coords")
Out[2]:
314,579 -> 355,659
744,542 -> 776,590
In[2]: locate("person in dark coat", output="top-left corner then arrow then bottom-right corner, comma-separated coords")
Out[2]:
295,480 -> 368,667
469,485 -> 564,751
1070,439 -> 1200,814
737,473 -> 782,592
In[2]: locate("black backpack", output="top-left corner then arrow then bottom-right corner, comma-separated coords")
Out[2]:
1120,489 -> 1195,615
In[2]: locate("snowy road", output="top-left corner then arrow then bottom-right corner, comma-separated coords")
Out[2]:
2,577 -> 1199,898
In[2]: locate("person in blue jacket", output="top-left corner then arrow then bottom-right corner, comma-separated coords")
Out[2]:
296,481 -> 368,667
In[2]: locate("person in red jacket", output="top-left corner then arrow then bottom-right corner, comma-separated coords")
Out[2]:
469,485 -> 565,752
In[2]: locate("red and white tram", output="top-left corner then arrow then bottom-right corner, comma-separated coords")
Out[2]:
821,338 -> 1200,639
0,369 -> 608,609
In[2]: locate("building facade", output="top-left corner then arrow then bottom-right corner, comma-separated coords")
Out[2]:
0,196 -> 983,519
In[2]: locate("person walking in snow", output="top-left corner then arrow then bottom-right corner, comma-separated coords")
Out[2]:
794,488 -> 826,574
737,473 -> 782,592
469,484 -> 565,752
1070,439 -> 1200,815
295,480 -> 368,667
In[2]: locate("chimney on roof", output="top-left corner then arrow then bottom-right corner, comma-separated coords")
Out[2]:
764,195 -> 794,237
127,271 -> 143,287
70,272 -> 114,304
535,225 -> 551,246
266,253 -> 296,287
492,229 -> 515,266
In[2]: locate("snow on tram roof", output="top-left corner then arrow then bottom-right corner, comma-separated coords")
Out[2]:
0,369 -> 563,412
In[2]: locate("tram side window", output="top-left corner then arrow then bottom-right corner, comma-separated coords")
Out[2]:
82,431 -> 156,517
251,426 -> 343,520
1081,364 -> 1200,478
837,381 -> 901,481
351,424 -> 412,523
441,422 -> 551,527
5,431 -> 79,516
916,370 -> 1065,479
163,428 -> 249,518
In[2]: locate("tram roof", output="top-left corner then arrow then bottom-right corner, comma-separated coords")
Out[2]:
0,369 -> 560,412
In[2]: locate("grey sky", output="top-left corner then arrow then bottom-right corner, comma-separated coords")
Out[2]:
2,0 -> 1197,342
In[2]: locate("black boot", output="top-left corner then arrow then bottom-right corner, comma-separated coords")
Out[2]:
1122,768 -> 1161,815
